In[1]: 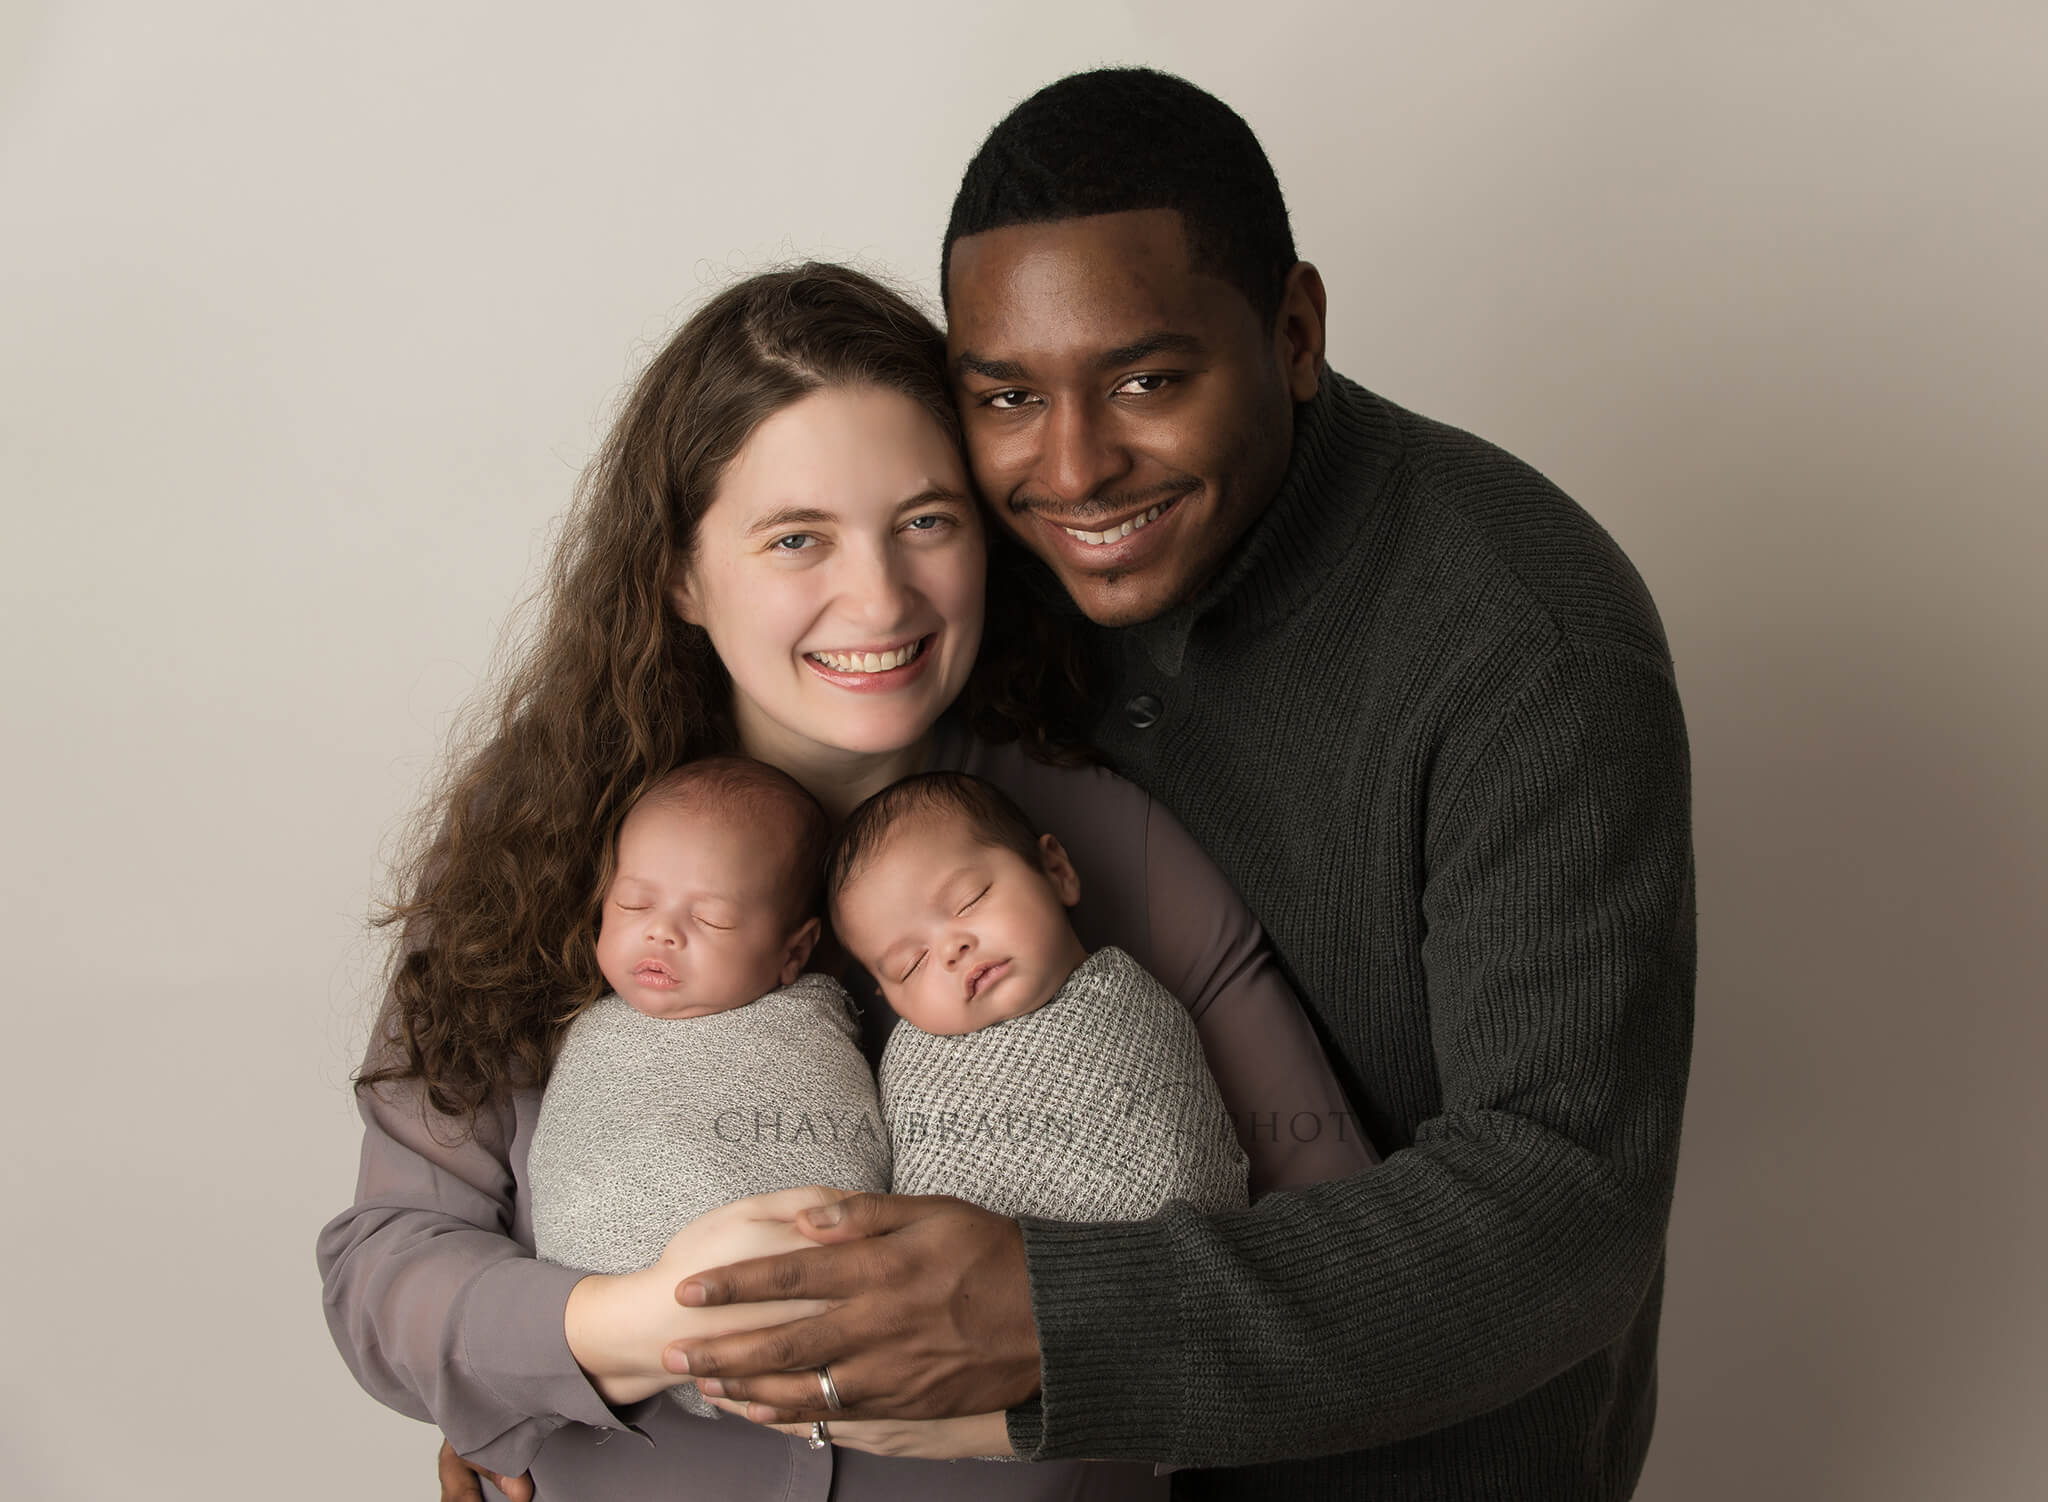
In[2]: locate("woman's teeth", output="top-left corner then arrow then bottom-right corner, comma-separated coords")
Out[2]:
808,640 -> 925,674
1062,502 -> 1167,547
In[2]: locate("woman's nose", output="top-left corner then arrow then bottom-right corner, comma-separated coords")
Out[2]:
844,548 -> 916,628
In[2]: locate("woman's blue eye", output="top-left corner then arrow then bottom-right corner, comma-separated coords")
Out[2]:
904,514 -> 948,532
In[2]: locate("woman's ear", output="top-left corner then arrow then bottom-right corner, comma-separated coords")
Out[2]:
667,570 -> 701,626
780,916 -> 822,985
1037,834 -> 1083,908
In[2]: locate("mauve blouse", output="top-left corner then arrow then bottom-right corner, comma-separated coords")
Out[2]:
318,726 -> 1374,1500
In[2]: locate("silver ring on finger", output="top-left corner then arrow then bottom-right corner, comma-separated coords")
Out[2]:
816,1364 -> 845,1412
808,1420 -> 829,1450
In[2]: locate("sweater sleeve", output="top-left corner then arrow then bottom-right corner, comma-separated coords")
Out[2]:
1138,795 -> 1380,1195
1008,642 -> 1694,1465
316,1055 -> 661,1476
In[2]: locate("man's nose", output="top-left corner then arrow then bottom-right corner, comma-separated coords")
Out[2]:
1037,400 -> 1130,508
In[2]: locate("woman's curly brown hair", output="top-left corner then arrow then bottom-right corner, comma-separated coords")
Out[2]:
358,263 -> 1104,1125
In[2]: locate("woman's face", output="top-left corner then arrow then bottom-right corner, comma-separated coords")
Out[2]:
673,384 -> 986,766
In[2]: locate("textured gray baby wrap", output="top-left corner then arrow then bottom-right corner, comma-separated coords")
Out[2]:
881,947 -> 1248,1220
529,973 -> 889,1415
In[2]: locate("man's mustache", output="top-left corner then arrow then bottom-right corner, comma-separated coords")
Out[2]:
1003,479 -> 1197,523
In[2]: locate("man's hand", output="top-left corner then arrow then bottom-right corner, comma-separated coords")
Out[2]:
435,1438 -> 530,1502
665,1192 -> 1040,1424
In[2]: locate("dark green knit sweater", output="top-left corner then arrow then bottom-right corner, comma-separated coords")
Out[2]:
1004,372 -> 1695,1500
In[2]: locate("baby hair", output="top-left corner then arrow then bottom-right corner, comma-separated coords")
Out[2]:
629,755 -> 830,927
825,771 -> 1044,913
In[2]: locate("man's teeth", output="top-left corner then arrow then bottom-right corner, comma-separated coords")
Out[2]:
1062,503 -> 1166,546
808,641 -> 924,674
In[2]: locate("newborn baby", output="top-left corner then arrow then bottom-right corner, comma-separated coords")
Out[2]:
527,756 -> 889,1415
828,771 -> 1249,1222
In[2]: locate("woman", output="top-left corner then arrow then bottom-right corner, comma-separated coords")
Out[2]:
319,264 -> 1368,1500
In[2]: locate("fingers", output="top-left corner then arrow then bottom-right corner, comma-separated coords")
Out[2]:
677,1235 -> 880,1308
727,1184 -> 856,1224
436,1440 -> 532,1502
665,1306 -> 844,1388
793,1190 -> 932,1243
436,1441 -> 482,1502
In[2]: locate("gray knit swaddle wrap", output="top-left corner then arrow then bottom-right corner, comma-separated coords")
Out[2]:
881,947 -> 1248,1220
529,973 -> 889,1415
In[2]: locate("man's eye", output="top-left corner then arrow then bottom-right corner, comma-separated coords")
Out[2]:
770,534 -> 816,552
982,389 -> 1034,411
1113,372 -> 1174,397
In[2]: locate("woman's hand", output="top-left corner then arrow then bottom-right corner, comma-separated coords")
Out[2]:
722,1401 -> 1014,1459
564,1185 -> 854,1406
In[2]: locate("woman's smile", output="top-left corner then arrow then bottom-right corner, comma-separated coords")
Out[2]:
803,633 -> 934,682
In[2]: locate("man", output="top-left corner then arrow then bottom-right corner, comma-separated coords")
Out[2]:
451,66 -> 1694,1502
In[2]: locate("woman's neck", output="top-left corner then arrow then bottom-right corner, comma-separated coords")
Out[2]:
731,707 -> 935,825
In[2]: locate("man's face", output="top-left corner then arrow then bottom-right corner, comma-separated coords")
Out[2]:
946,208 -> 1314,626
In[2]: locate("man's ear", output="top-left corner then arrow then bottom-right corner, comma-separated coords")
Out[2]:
1274,261 -> 1328,404
1037,834 -> 1083,907
780,916 -> 822,985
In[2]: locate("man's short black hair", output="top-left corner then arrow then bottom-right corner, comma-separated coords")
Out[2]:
942,67 -> 1298,326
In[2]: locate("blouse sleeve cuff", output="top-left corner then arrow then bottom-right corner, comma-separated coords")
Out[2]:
457,1258 -> 660,1451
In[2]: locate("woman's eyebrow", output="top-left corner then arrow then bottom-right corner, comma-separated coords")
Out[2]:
897,486 -> 970,510
743,505 -> 835,538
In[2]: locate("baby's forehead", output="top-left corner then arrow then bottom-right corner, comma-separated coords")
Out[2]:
852,806 -> 989,876
617,789 -> 808,873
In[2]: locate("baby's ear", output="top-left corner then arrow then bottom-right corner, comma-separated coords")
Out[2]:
1037,834 -> 1083,907
781,916 -> 822,984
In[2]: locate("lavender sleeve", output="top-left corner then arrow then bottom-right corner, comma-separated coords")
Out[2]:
1135,794 -> 1380,1194
945,731 -> 1377,1197
316,1049 -> 659,1477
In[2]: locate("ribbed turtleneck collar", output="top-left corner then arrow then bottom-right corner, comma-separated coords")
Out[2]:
1125,370 -> 1399,674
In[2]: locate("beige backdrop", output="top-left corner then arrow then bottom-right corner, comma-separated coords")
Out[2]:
3,3 -> 2042,1498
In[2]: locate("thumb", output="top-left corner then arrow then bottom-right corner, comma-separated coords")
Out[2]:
492,1472 -> 535,1502
795,1190 -> 932,1242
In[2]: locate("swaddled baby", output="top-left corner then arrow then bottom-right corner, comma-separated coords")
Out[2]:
528,757 -> 889,1414
829,772 -> 1249,1222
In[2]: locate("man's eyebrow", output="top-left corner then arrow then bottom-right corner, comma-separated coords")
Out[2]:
954,332 -> 1205,383
954,351 -> 1028,382
1098,331 -> 1204,367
